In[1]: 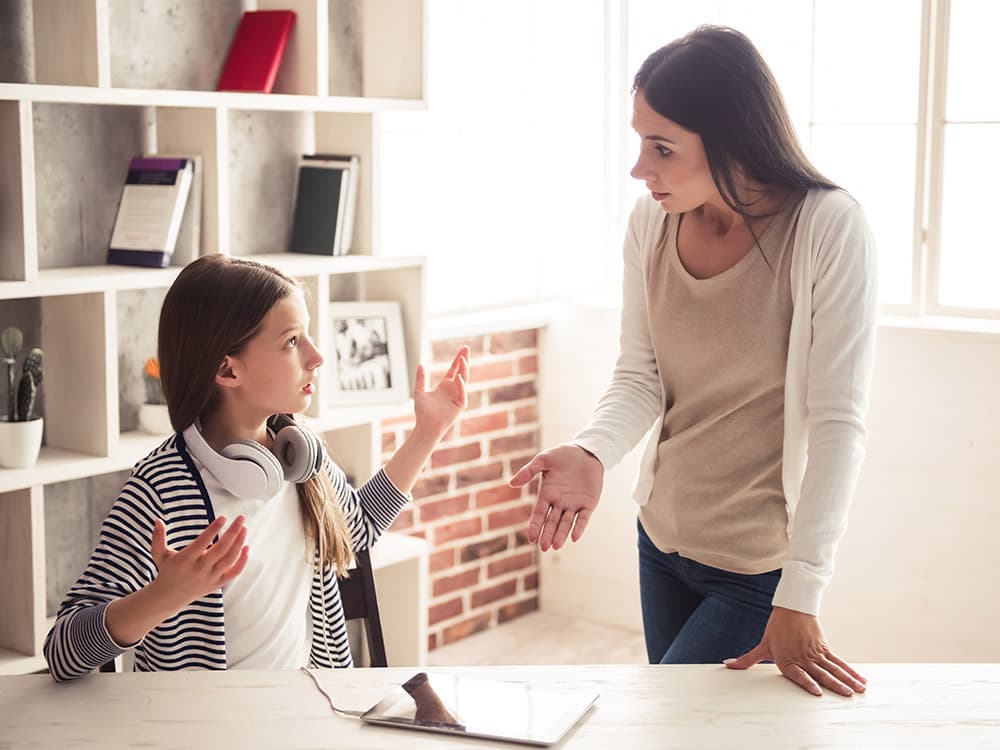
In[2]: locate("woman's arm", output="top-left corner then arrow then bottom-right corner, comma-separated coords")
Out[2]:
773,200 -> 879,616
727,198 -> 878,697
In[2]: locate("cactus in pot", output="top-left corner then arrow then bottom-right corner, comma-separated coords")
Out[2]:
0,328 -> 45,468
1,326 -> 23,420
1,327 -> 44,422
17,347 -> 44,421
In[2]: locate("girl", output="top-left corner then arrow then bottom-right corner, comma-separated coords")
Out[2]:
512,26 -> 877,697
45,254 -> 469,680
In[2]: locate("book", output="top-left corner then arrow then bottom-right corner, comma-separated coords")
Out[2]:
217,10 -> 296,93
289,154 -> 360,256
154,154 -> 203,267
107,157 -> 194,268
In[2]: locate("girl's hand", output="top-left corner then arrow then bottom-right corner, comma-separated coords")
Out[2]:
510,444 -> 604,551
412,346 -> 469,440
148,515 -> 250,612
724,607 -> 867,697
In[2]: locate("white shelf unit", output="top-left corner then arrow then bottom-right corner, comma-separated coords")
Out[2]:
0,0 -> 428,674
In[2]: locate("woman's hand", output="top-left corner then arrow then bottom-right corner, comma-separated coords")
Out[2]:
724,606 -> 867,697
412,346 -> 469,440
509,444 -> 604,551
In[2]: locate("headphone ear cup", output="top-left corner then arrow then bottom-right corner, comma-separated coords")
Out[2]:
222,441 -> 285,497
272,426 -> 323,484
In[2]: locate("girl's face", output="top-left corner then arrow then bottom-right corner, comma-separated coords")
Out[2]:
222,291 -> 323,418
630,89 -> 722,214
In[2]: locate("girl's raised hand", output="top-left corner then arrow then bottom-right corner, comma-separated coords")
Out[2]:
148,515 -> 249,611
412,345 -> 470,439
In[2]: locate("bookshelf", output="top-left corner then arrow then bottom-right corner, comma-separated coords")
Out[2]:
0,0 -> 428,673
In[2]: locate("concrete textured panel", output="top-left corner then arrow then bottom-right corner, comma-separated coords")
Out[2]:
33,104 -> 144,269
108,0 -> 243,90
228,109 -> 310,256
117,288 -> 167,432
329,0 -> 363,97
0,0 -> 33,83
45,470 -> 131,616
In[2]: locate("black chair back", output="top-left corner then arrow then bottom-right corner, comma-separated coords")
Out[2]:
338,547 -> 388,667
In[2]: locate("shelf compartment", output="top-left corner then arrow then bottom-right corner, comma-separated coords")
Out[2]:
314,111 -> 374,256
33,102 -> 143,270
0,486 -> 45,659
226,109 -> 312,258
116,288 -> 167,434
0,100 -> 36,282
107,0 -> 242,91
41,292 -> 117,458
355,0 -> 425,100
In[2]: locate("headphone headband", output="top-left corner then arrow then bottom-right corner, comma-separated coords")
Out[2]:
183,415 -> 323,499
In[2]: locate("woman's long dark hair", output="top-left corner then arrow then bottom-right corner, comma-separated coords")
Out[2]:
158,254 -> 353,574
634,25 -> 838,218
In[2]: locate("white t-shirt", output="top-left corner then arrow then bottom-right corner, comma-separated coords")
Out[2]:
189,453 -> 314,669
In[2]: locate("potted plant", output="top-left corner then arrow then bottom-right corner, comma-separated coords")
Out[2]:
138,357 -> 172,434
0,326 -> 45,468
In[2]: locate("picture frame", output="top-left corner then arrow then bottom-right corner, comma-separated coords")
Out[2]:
328,301 -> 409,406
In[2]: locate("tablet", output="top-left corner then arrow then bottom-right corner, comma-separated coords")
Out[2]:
360,671 -> 598,747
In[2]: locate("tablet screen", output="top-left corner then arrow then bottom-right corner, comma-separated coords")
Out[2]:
361,672 -> 598,746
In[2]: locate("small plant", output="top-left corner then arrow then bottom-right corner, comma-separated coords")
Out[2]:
143,357 -> 166,405
1,326 -> 44,422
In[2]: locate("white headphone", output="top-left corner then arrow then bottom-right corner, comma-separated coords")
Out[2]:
182,414 -> 324,499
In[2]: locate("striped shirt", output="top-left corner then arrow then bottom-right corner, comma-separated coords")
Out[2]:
43,433 -> 409,681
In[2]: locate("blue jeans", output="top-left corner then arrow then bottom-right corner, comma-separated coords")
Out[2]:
637,518 -> 781,664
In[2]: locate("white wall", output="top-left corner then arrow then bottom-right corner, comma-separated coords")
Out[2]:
539,303 -> 1000,662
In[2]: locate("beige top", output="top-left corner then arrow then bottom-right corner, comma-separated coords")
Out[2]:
640,195 -> 805,574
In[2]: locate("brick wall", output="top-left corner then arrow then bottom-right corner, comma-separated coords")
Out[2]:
380,328 -> 541,653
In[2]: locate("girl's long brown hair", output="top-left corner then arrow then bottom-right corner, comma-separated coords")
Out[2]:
158,254 -> 353,574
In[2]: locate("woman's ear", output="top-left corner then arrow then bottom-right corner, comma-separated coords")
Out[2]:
215,356 -> 240,389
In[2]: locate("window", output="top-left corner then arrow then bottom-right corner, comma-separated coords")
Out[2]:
377,0 -> 606,314
936,0 -> 1000,312
379,1 -> 996,319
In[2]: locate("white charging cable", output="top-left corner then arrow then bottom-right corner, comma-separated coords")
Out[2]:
300,667 -> 365,718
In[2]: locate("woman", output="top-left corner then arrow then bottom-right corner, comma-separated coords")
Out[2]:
511,26 -> 877,697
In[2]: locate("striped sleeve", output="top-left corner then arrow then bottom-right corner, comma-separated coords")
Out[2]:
43,475 -> 161,681
325,459 -> 410,551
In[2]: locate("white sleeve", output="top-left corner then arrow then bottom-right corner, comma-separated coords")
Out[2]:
572,200 -> 663,470
773,202 -> 879,616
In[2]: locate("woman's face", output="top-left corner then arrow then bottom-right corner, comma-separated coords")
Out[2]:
630,89 -> 721,213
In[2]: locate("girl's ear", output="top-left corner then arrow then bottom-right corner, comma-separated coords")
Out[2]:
215,356 -> 240,389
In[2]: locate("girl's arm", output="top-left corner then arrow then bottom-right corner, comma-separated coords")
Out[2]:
44,476 -> 248,681
329,347 -> 470,550
384,346 -> 469,492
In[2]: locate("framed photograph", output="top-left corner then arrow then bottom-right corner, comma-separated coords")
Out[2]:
328,301 -> 409,405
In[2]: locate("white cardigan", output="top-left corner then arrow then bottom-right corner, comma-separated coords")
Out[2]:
573,189 -> 878,616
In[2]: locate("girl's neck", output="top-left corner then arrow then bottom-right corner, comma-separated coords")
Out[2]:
198,403 -> 271,454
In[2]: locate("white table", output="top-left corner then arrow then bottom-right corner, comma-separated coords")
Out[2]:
1,664 -> 998,748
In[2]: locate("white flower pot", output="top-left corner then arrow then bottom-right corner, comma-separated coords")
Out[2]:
138,403 -> 172,435
0,416 -> 44,469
